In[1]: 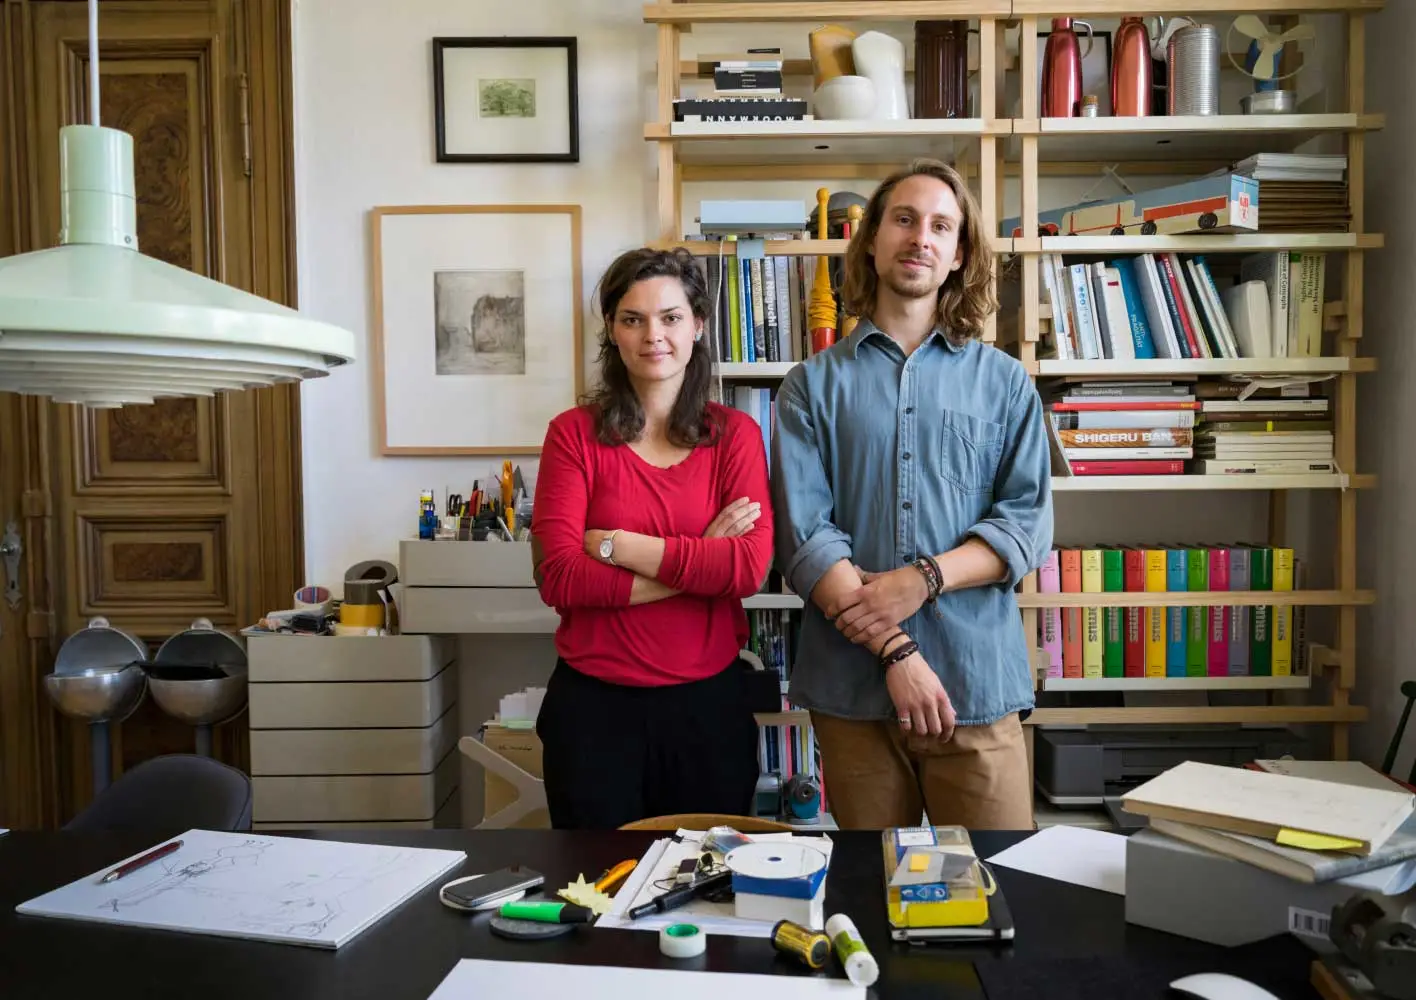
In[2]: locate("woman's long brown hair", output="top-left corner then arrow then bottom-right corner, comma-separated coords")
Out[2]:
839,157 -> 998,342
582,246 -> 720,448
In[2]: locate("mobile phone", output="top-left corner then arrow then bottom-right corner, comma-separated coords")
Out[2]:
440,866 -> 545,910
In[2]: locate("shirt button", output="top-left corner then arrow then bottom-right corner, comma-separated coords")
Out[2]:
902,501 -> 912,510
905,406 -> 914,414
902,452 -> 911,460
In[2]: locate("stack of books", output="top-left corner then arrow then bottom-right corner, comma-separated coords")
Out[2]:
1046,381 -> 1195,476
1193,381 -> 1334,476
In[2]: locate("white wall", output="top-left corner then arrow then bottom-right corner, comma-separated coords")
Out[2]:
1355,3 -> 1416,777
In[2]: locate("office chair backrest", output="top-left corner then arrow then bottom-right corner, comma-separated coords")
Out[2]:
64,754 -> 253,834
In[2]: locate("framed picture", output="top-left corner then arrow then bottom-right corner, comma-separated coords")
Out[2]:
370,205 -> 584,455
433,37 -> 579,163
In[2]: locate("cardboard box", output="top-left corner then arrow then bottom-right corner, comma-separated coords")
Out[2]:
481,724 -> 549,828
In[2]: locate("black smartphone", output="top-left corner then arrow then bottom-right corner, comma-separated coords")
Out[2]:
442,866 -> 545,909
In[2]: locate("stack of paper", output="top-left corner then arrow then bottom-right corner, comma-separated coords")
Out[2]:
1121,760 -> 1416,894
596,828 -> 833,939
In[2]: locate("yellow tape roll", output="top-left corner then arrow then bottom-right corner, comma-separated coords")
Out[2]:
340,602 -> 385,628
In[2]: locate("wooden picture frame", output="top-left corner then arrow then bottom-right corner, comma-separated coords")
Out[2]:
433,37 -> 579,163
369,204 -> 584,455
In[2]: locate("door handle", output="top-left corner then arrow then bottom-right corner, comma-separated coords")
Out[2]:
1,520 -> 21,611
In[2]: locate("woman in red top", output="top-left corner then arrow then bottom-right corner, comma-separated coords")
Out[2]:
530,246 -> 774,829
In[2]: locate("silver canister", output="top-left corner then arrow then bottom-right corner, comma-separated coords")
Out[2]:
1167,23 -> 1220,116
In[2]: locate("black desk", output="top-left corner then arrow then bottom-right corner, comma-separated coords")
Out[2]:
0,829 -> 1322,1000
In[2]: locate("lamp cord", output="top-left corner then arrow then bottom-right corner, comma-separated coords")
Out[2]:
88,0 -> 100,125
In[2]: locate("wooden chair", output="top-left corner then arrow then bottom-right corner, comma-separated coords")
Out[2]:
618,812 -> 794,833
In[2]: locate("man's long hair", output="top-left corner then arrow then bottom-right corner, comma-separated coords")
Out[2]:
839,157 -> 998,342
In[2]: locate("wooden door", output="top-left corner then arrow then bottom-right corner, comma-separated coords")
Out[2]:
0,0 -> 304,828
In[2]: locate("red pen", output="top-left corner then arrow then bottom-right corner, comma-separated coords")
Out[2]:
99,839 -> 183,883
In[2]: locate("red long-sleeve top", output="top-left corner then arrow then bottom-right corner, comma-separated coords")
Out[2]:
532,402 -> 774,686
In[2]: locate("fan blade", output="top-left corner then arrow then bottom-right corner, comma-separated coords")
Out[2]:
1252,40 -> 1280,80
1278,25 -> 1316,43
1232,14 -> 1270,40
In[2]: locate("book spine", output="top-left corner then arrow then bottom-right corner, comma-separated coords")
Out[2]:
1250,548 -> 1274,676
1081,548 -> 1104,679
1271,547 -> 1295,676
1103,548 -> 1125,678
1166,549 -> 1188,677
1061,548 -> 1083,678
1039,549 -> 1063,678
1207,547 -> 1230,676
1228,547 -> 1251,676
1144,548 -> 1168,678
1123,548 -> 1145,678
1185,548 -> 1208,677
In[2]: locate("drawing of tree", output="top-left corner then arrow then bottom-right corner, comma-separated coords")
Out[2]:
478,78 -> 536,118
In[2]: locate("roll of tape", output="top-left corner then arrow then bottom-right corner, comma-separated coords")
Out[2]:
344,580 -> 382,606
340,603 -> 384,628
345,559 -> 398,590
332,623 -> 380,637
294,585 -> 332,614
659,923 -> 706,959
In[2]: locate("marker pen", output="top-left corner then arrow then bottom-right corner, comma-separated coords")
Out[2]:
498,900 -> 595,924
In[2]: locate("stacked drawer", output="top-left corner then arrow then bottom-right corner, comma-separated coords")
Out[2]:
398,540 -> 559,633
246,633 -> 460,830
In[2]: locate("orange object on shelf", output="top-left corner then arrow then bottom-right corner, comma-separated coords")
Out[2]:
808,186 -> 837,354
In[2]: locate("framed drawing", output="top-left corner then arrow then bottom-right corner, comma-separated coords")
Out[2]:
433,37 -> 579,163
370,204 -> 584,455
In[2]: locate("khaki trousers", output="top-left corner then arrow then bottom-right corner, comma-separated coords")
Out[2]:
810,710 -> 1035,830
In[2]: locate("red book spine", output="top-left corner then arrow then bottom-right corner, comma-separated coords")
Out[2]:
1052,401 -> 1200,411
1207,548 -> 1230,676
1123,548 -> 1145,678
1070,460 -> 1186,475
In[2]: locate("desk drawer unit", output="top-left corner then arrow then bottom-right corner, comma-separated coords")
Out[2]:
245,633 -> 461,828
398,540 -> 560,635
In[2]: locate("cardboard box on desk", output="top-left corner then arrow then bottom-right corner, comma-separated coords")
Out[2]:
1126,828 -> 1367,953
481,724 -> 548,829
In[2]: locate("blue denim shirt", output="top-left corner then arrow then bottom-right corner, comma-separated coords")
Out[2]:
769,317 -> 1053,726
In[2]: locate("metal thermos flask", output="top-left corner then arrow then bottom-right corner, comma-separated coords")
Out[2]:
1041,17 -> 1092,117
1111,16 -> 1152,116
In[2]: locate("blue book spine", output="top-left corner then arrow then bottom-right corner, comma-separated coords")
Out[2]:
740,260 -> 755,362
1109,258 -> 1156,359
1166,550 -> 1187,677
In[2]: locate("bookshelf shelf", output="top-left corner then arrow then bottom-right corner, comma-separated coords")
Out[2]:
1051,474 -> 1373,492
1041,675 -> 1312,693
644,2 -> 1012,24
1033,357 -> 1376,378
1026,704 -> 1367,727
717,362 -> 798,380
667,239 -> 847,258
743,593 -> 805,610
1018,589 -> 1375,610
1011,1 -> 1382,13
1013,113 -> 1382,164
1016,233 -> 1382,254
645,120 -> 999,167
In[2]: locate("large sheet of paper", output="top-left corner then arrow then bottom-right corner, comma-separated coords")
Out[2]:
596,829 -> 833,939
15,829 -> 465,949
986,825 -> 1127,895
427,958 -> 864,1000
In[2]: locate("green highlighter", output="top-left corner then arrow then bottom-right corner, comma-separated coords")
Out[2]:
498,900 -> 595,924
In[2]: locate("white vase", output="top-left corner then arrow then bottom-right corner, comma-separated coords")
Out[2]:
851,31 -> 908,120
813,76 -> 876,120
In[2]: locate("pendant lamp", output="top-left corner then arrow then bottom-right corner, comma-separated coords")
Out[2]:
0,0 -> 355,408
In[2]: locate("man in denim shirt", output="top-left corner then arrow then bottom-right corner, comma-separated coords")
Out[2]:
771,159 -> 1053,830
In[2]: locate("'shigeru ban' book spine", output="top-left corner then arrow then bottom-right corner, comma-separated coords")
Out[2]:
1120,760 -> 1416,856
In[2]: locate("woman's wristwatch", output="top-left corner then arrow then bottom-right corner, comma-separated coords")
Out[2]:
597,529 -> 621,565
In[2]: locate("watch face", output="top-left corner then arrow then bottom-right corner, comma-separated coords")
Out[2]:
599,537 -> 613,559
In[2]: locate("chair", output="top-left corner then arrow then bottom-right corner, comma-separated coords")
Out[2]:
64,753 -> 253,833
1379,680 -> 1416,785
618,812 -> 795,833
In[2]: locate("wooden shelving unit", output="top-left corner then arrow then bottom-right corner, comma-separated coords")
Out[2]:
646,1 -> 1380,764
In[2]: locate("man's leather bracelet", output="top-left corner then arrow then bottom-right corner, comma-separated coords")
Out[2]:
879,638 -> 919,671
912,554 -> 944,602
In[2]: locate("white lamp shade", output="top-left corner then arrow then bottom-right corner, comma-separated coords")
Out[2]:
0,124 -> 356,407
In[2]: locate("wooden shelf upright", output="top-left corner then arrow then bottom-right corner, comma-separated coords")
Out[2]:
644,1 -> 1383,769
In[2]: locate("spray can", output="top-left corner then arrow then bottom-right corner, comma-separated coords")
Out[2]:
770,919 -> 831,970
826,913 -> 879,987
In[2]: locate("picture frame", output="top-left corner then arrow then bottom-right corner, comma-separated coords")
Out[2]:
433,37 -> 579,163
369,204 -> 584,455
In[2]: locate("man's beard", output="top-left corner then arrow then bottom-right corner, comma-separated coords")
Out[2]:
882,263 -> 937,300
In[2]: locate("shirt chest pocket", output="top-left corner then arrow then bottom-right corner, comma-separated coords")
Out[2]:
936,409 -> 1005,494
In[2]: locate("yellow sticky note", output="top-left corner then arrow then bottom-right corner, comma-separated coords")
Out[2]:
909,852 -> 930,873
1275,828 -> 1364,851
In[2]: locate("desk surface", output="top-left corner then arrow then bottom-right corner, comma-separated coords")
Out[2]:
0,829 -> 1321,1000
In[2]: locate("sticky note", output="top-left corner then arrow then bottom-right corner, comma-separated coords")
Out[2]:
1275,828 -> 1364,851
909,852 -> 930,873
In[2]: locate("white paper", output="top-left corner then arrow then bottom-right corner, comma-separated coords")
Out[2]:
15,829 -> 466,949
596,829 -> 834,940
985,824 -> 1127,895
427,958 -> 864,1000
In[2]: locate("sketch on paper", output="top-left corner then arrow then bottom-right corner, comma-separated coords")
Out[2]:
434,269 -> 526,376
478,78 -> 536,118
15,829 -> 468,949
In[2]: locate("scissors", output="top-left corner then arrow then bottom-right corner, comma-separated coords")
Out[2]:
447,494 -> 464,517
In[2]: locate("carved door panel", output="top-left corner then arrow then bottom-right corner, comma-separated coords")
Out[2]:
0,0 -> 302,826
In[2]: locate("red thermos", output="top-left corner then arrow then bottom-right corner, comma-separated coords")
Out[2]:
1040,17 -> 1092,117
1111,16 -> 1152,116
